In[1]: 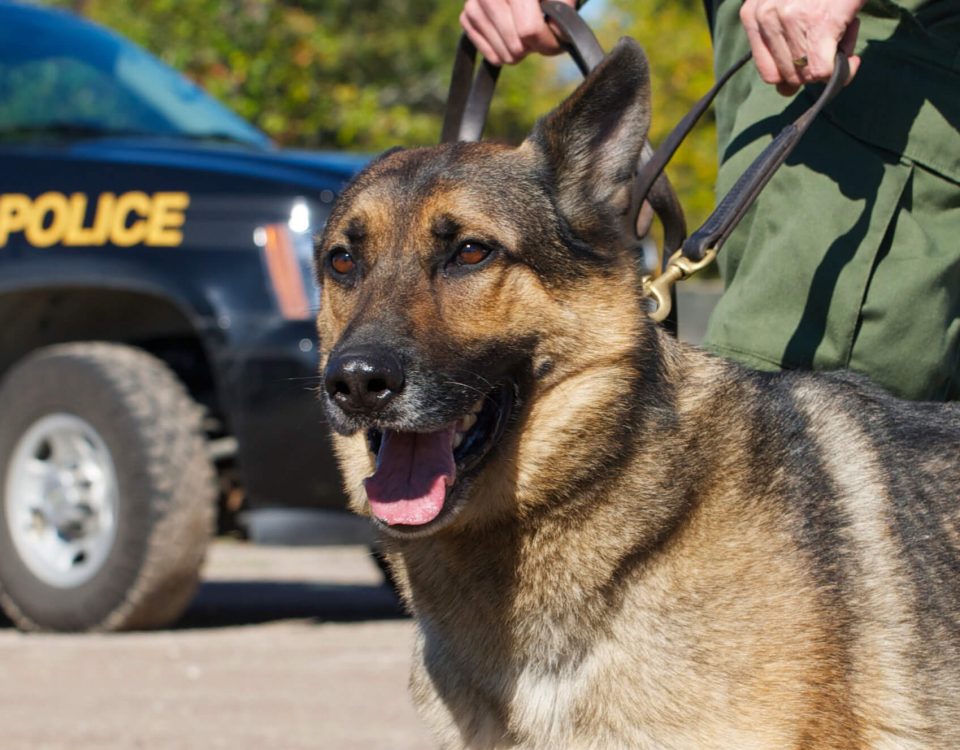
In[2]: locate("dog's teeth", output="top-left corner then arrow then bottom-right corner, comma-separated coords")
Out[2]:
460,413 -> 478,432
471,398 -> 484,414
453,432 -> 464,449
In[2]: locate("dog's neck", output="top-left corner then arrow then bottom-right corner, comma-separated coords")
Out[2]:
390,326 -> 711,668
384,333 -> 763,746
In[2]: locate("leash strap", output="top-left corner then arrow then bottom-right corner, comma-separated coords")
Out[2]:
682,53 -> 850,262
440,36 -> 499,143
630,51 -> 752,230
642,53 -> 850,322
541,1 -> 605,72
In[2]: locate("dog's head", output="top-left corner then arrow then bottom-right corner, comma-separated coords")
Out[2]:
315,39 -> 658,537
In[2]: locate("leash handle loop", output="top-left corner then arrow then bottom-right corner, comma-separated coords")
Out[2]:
441,1 -> 597,144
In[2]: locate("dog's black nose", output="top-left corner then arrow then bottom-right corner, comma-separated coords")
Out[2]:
324,347 -> 405,415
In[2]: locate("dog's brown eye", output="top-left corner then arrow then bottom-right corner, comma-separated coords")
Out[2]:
455,242 -> 490,266
330,250 -> 356,276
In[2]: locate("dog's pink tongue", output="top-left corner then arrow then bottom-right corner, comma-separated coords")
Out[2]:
364,426 -> 456,526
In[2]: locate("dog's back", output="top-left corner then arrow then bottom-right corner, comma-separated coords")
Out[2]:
581,352 -> 960,748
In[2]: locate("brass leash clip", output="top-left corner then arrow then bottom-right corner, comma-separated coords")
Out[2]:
642,246 -> 717,323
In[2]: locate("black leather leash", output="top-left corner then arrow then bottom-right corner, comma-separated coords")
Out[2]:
439,1 -> 850,326
642,51 -> 850,321
441,1 -> 598,143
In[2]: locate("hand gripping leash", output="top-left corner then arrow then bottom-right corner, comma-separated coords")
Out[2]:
440,1 -> 849,329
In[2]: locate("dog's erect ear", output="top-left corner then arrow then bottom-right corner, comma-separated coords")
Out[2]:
527,37 -> 651,246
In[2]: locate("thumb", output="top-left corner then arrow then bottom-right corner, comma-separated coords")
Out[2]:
839,18 -> 861,85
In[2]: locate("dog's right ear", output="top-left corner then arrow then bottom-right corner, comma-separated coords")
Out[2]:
527,37 -> 651,247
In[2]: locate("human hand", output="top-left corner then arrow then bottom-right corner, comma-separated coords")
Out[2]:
460,0 -> 578,66
739,0 -> 866,96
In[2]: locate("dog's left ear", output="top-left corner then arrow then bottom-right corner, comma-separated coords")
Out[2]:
527,37 -> 651,246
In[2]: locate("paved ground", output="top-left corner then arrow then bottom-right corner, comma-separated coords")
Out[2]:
0,541 -> 435,750
677,281 -> 722,345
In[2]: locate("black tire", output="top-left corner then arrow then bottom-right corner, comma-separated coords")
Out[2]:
0,342 -> 216,631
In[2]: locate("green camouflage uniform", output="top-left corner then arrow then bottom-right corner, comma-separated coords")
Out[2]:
703,0 -> 960,400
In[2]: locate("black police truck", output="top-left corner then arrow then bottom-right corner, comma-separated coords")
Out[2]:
0,2 -> 365,630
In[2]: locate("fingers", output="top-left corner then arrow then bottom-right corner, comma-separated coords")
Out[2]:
513,0 -> 576,56
740,0 -> 866,96
740,8 -> 781,85
460,0 -> 578,66
740,7 -> 801,96
461,0 -> 524,65
839,19 -> 862,84
760,12 -> 805,90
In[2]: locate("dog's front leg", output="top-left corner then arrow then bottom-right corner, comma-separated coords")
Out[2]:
409,630 -> 516,750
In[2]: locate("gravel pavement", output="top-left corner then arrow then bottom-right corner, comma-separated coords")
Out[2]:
0,542 -> 435,750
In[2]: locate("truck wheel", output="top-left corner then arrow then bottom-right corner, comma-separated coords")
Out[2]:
0,342 -> 215,631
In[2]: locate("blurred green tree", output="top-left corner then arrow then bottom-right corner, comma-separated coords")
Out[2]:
47,0 -> 567,148
47,0 -> 718,227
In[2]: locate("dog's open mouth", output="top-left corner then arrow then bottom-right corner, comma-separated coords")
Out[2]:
362,381 -> 515,528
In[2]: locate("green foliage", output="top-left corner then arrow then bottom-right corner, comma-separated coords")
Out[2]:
47,0 -> 568,149
47,0 -> 718,227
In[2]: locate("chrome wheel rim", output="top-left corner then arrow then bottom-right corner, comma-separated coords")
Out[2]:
5,414 -> 119,588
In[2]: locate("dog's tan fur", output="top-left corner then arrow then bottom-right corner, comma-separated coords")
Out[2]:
316,38 -> 960,749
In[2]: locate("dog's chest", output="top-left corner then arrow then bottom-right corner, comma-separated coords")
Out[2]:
412,609 -> 596,747
507,661 -> 590,743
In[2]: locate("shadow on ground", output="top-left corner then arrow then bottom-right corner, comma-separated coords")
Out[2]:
175,579 -> 407,629
0,581 -> 405,631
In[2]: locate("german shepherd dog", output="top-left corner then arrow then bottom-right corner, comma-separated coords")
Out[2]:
315,38 -> 960,749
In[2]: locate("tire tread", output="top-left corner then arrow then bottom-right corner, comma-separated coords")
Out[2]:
0,342 -> 216,631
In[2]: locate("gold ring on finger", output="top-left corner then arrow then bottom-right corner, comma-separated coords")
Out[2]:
793,54 -> 809,68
